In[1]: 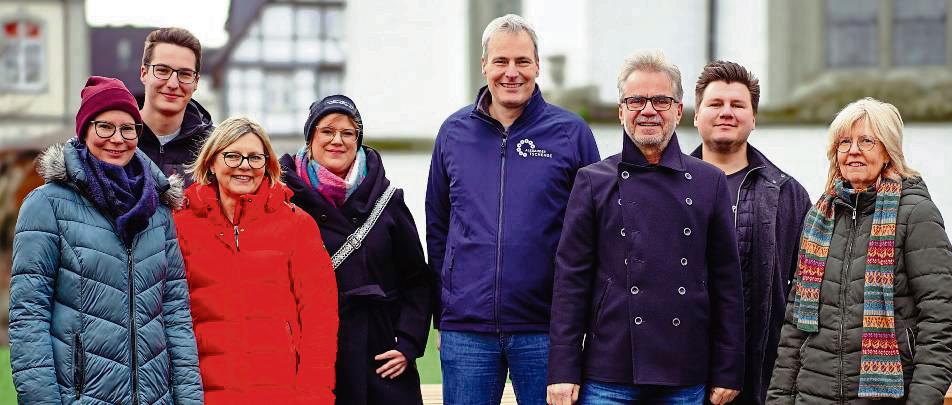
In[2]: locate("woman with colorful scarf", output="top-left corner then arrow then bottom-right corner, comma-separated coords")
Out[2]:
9,76 -> 203,403
767,98 -> 952,404
280,95 -> 433,405
174,117 -> 338,404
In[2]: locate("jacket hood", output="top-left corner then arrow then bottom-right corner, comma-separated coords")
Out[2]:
36,140 -> 184,209
179,99 -> 214,139
182,178 -> 295,222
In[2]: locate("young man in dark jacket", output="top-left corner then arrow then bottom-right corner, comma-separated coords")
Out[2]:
138,27 -> 213,184
425,13 -> 599,405
690,61 -> 811,405
547,50 -> 744,405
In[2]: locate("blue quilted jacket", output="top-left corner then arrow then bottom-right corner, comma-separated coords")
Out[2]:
9,141 -> 203,404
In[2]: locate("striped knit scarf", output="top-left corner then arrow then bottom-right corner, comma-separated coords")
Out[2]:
294,146 -> 367,208
793,177 -> 903,398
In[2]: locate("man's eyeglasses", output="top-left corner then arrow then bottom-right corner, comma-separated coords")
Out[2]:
145,63 -> 198,84
90,121 -> 142,140
221,152 -> 268,169
621,95 -> 679,112
836,136 -> 878,153
317,127 -> 358,143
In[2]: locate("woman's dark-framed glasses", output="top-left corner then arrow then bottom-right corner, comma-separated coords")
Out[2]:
145,63 -> 198,84
90,121 -> 142,140
836,136 -> 877,153
621,95 -> 678,111
317,127 -> 358,142
221,152 -> 268,169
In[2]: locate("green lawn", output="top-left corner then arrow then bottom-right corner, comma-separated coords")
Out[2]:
417,327 -> 441,384
0,347 -> 16,404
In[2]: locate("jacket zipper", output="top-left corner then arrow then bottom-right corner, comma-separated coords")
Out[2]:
74,334 -> 85,399
234,225 -> 241,252
833,197 -> 858,404
127,246 -> 140,405
494,127 -> 509,332
732,165 -> 765,226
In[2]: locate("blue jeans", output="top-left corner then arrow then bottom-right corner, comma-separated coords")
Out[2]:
579,381 -> 705,405
440,331 -> 549,405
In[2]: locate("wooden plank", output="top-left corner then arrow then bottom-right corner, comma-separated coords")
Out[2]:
421,384 -> 517,405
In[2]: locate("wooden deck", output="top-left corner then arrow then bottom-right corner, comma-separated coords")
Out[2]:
421,384 -> 516,405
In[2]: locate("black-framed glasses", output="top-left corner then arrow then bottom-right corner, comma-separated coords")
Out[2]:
221,152 -> 268,169
836,136 -> 877,153
316,126 -> 358,143
621,95 -> 679,112
90,121 -> 142,140
144,63 -> 198,84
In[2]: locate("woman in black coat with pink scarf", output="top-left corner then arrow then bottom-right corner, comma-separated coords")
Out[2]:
279,95 -> 433,405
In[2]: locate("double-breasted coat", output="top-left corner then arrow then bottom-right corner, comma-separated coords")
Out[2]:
548,132 -> 746,389
280,147 -> 433,405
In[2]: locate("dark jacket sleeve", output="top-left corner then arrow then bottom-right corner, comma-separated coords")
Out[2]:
161,211 -> 204,404
389,190 -> 434,360
706,172 -> 746,390
424,127 -> 450,327
547,170 -> 597,385
9,189 -> 61,404
902,198 -> 952,403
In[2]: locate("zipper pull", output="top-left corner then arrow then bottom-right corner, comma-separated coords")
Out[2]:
852,207 -> 857,220
159,144 -> 164,154
234,226 -> 240,251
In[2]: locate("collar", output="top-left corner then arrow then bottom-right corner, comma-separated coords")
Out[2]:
620,130 -> 686,171
471,84 -> 545,129
184,177 -> 293,224
690,142 -> 790,186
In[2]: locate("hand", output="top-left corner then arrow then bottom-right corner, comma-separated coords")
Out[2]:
436,330 -> 441,351
374,350 -> 408,379
709,387 -> 739,405
547,383 -> 580,405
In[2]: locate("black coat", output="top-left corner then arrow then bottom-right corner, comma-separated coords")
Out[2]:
280,148 -> 432,405
138,99 -> 214,186
691,145 -> 811,405
548,132 -> 745,388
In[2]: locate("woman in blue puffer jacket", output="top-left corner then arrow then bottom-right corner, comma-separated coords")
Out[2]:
9,76 -> 203,404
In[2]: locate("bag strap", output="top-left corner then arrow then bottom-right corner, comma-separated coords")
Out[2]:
331,185 -> 397,269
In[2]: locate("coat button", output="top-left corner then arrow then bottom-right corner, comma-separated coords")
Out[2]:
672,318 -> 681,326
678,286 -> 686,295
617,198 -> 622,206
630,286 -> 639,295
319,214 -> 328,222
621,170 -> 630,179
680,258 -> 688,266
352,217 -> 359,224
624,258 -> 629,266
247,198 -> 252,202
633,316 -> 643,325
218,232 -> 224,236
683,227 -> 691,236
684,172 -> 692,180
685,197 -> 693,205
620,228 -> 626,237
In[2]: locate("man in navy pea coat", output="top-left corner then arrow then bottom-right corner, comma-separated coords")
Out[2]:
546,50 -> 745,405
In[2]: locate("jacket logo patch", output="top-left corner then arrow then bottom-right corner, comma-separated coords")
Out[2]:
516,139 -> 552,158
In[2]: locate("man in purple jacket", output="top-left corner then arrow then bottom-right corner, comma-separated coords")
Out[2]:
426,14 -> 600,405
547,50 -> 744,405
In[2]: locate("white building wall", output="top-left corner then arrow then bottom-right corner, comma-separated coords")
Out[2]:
714,0 -> 771,105
523,0 -> 590,90
0,2 -> 69,118
345,0 -> 469,138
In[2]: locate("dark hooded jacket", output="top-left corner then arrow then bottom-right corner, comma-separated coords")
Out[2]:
280,147 -> 432,405
690,144 -> 811,404
768,177 -> 952,404
138,99 -> 214,185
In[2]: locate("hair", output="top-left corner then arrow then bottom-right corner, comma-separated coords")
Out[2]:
481,14 -> 540,62
823,97 -> 919,192
142,27 -> 202,72
694,60 -> 761,113
188,117 -> 281,186
616,49 -> 683,101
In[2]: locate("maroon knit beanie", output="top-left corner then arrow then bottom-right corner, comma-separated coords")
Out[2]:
75,76 -> 142,140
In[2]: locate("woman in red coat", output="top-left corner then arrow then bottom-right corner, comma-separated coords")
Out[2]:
174,117 -> 337,404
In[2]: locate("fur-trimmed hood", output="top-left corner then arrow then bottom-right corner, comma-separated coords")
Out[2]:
36,140 -> 184,210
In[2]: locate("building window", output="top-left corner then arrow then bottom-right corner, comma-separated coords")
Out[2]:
826,0 -> 879,67
0,18 -> 45,91
893,0 -> 947,66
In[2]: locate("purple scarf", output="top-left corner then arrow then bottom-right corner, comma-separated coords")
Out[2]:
78,146 -> 158,247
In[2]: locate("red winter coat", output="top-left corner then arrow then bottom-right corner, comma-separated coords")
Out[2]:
175,179 -> 338,404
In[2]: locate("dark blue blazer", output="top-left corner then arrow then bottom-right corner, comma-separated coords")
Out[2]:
548,132 -> 745,389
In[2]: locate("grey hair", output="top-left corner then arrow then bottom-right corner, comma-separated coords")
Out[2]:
481,14 -> 540,62
616,49 -> 684,101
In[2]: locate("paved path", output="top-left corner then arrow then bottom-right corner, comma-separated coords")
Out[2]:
421,384 -> 517,405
